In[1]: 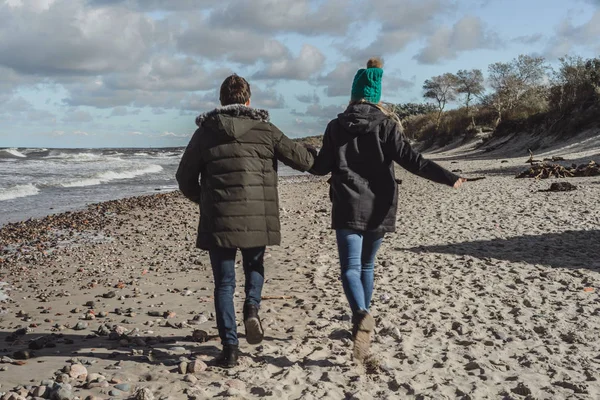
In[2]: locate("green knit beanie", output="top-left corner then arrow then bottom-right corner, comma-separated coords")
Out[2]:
351,59 -> 383,103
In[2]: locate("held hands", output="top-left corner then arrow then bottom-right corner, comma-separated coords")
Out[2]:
453,177 -> 467,189
303,144 -> 318,157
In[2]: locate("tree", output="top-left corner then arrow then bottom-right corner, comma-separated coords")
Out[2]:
486,55 -> 549,125
423,73 -> 458,128
389,102 -> 437,121
550,56 -> 600,111
455,69 -> 484,114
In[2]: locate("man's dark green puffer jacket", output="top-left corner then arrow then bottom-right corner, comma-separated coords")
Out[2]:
176,104 -> 314,250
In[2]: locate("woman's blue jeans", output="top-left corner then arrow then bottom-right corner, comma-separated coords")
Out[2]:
209,247 -> 265,346
336,229 -> 385,314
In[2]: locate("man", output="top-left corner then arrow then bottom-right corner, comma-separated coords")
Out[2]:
176,74 -> 314,367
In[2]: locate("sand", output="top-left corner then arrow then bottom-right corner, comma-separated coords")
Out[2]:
0,141 -> 599,399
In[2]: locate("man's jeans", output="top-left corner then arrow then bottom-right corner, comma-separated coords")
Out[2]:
335,230 -> 385,315
209,246 -> 265,345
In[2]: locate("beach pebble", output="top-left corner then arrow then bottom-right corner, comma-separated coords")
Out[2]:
178,362 -> 188,374
134,388 -> 155,400
31,386 -> 48,398
73,322 -> 88,331
69,364 -> 88,379
51,388 -> 73,400
187,360 -> 207,374
114,383 -> 131,392
192,330 -> 208,343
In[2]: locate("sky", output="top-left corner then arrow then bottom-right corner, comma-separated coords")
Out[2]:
0,0 -> 599,148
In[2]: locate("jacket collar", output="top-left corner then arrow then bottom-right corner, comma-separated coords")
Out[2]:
195,104 -> 270,127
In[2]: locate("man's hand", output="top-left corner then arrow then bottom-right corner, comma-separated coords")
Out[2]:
453,177 -> 467,189
304,143 -> 318,157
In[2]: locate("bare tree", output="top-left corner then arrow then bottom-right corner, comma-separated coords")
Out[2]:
486,55 -> 549,125
455,69 -> 484,114
423,73 -> 458,128
550,56 -> 600,111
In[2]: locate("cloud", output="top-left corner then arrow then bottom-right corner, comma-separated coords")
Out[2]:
0,1 -> 153,76
128,131 -> 144,135
291,104 -> 345,126
41,130 -> 65,137
208,0 -> 352,36
0,95 -> 56,123
296,93 -> 321,104
176,18 -> 290,65
160,131 -> 187,138
109,107 -> 130,117
63,109 -> 94,123
315,62 -> 356,97
88,0 -> 215,11
251,86 -> 286,109
414,16 -> 503,64
544,10 -> 600,59
73,130 -> 90,136
253,45 -> 326,81
343,0 -> 455,60
513,33 -> 545,45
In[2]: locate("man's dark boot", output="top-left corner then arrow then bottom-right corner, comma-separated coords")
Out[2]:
216,344 -> 239,368
243,303 -> 264,345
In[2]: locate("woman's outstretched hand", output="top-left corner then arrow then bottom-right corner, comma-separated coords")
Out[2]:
453,177 -> 467,189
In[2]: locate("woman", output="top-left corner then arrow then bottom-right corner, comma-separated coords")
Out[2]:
309,58 -> 466,361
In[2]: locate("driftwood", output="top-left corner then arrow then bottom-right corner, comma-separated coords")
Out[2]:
516,161 -> 600,179
539,182 -> 577,192
526,149 -> 542,164
465,177 -> 486,182
527,150 -> 566,164
543,156 -> 566,162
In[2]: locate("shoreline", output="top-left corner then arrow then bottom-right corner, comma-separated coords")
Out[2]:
0,175 -> 325,266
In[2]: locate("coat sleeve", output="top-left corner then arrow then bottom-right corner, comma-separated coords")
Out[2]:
272,124 -> 315,172
384,122 -> 459,186
176,129 -> 204,204
309,122 -> 335,176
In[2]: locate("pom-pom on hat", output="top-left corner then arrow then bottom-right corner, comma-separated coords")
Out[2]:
351,57 -> 384,104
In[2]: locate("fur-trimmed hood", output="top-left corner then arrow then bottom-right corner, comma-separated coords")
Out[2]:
195,104 -> 270,140
195,104 -> 270,127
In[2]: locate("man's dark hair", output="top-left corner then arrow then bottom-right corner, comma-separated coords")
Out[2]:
220,74 -> 251,106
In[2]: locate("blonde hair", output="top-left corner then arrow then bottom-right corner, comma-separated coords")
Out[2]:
349,99 -> 403,131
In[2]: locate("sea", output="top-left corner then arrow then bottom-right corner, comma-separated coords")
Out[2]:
0,147 -> 301,226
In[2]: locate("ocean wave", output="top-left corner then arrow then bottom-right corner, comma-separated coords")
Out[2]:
61,165 -> 164,188
22,148 -> 48,154
0,149 -> 27,158
0,183 -> 40,201
46,152 -> 105,161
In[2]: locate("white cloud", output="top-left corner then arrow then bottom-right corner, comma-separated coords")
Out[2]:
414,16 -> 503,64
253,45 -> 326,81
0,0 -> 152,75
160,131 -> 187,138
544,10 -> 600,59
208,0 -> 352,36
63,109 -> 94,123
